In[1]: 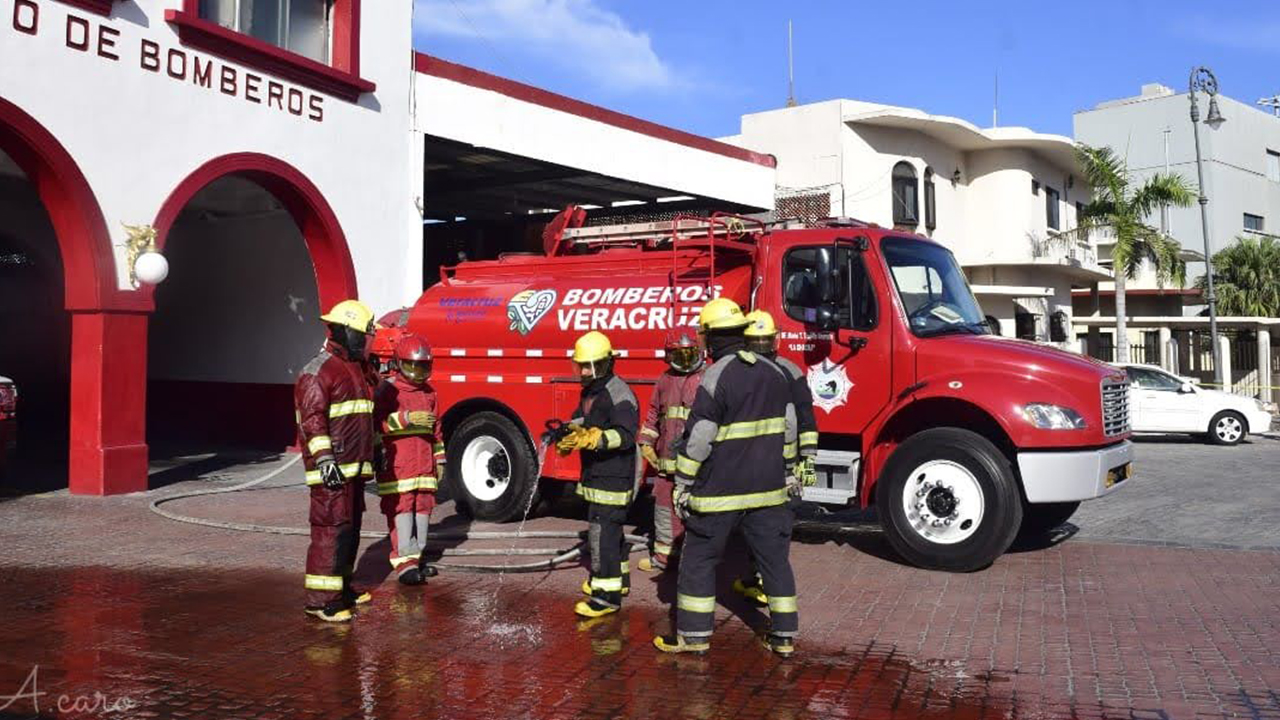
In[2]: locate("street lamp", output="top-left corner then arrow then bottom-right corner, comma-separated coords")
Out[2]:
1189,66 -> 1225,385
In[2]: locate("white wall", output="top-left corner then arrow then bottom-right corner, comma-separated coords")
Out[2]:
0,0 -> 422,315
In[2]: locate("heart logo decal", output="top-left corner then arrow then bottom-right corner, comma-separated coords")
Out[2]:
507,289 -> 557,335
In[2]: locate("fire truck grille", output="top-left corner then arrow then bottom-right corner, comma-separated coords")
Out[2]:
1101,377 -> 1130,437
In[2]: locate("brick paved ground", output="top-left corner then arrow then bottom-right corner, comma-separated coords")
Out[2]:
0,451 -> 1278,719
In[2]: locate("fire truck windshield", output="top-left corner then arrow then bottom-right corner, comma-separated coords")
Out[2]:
881,237 -> 988,338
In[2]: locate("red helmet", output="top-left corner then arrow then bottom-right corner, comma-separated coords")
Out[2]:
394,333 -> 433,384
664,328 -> 702,373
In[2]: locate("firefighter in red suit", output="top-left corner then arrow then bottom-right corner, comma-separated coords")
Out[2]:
637,328 -> 704,572
374,333 -> 446,586
296,299 -> 379,623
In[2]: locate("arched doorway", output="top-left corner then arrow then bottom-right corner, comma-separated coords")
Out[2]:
145,155 -> 358,455
0,97 -> 142,495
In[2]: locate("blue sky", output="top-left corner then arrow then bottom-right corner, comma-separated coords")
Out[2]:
412,1 -> 1280,140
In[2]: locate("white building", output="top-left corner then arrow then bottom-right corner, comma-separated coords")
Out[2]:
0,0 -> 774,494
721,100 -> 1111,344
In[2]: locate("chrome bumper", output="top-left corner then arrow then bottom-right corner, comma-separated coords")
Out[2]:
1017,440 -> 1134,503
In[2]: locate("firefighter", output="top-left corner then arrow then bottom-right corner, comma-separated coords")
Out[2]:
374,332 -> 446,586
296,299 -> 379,622
653,297 -> 801,656
556,330 -> 639,618
732,309 -> 820,605
636,328 -> 705,572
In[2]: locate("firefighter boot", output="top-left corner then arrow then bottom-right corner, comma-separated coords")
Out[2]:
574,597 -> 619,618
653,634 -> 710,655
344,587 -> 372,606
305,600 -> 354,623
732,576 -> 769,606
581,579 -> 629,597
398,566 -> 426,586
760,633 -> 796,657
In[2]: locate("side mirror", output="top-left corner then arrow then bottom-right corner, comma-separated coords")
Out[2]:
815,246 -> 839,303
815,304 -> 839,331
1179,382 -> 1194,394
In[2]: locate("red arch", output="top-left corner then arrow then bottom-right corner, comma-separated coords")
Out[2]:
150,153 -> 359,311
0,96 -> 131,311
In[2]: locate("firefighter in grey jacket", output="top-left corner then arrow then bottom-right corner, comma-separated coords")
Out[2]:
653,298 -> 800,657
556,330 -> 639,618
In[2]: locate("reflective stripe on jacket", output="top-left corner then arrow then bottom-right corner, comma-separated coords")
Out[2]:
374,376 -> 444,496
674,350 -> 796,513
639,368 -> 703,476
295,342 -> 377,483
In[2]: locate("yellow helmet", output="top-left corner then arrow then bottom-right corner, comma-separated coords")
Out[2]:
743,310 -> 778,338
572,331 -> 614,363
320,299 -> 376,334
698,297 -> 749,331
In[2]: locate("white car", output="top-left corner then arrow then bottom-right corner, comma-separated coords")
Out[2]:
1118,363 -> 1276,445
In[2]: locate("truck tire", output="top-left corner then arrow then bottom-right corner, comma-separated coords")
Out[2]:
1207,410 -> 1246,445
875,427 -> 1022,572
446,411 -> 539,522
1017,501 -> 1080,540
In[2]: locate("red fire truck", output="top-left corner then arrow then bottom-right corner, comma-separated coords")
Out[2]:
400,212 -> 1132,571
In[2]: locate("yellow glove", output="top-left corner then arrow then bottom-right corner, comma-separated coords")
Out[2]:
407,411 -> 435,431
555,425 -> 583,455
576,427 -> 604,451
639,444 -> 660,469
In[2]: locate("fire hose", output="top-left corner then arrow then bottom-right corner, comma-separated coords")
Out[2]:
148,453 -> 650,574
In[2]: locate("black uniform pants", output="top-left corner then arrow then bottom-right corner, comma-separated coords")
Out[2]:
675,503 -> 798,639
586,502 -> 631,607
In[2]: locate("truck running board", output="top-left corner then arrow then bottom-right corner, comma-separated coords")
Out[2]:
802,449 -> 860,504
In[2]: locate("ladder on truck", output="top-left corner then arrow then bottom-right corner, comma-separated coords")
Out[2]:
555,212 -> 765,304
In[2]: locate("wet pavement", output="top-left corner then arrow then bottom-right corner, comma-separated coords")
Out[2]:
1,451 -> 1279,719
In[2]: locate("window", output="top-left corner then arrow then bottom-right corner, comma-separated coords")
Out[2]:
1045,186 -> 1060,230
1125,366 -> 1183,392
882,238 -> 987,338
1014,308 -> 1038,341
1049,310 -> 1069,342
198,0 -> 334,63
1267,150 -> 1280,183
891,162 -> 919,229
782,246 -> 877,331
1245,213 -> 1265,232
1075,201 -> 1084,221
1031,179 -> 1040,195
923,168 -> 937,231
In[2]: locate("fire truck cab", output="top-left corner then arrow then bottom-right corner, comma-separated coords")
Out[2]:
401,212 -> 1132,571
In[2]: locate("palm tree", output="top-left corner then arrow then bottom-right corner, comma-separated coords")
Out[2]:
1197,235 -> 1280,317
1064,144 -> 1196,363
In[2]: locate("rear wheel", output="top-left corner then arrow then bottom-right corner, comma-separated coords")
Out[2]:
1207,411 -> 1246,445
446,412 -> 539,521
1018,501 -> 1080,540
876,428 -> 1022,572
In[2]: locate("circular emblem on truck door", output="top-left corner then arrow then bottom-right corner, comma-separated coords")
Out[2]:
807,361 -> 853,414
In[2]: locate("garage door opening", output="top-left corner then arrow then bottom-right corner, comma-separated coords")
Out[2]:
0,149 -> 70,492
147,175 -> 324,456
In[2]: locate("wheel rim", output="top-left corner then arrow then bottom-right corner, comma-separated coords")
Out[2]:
1215,416 -> 1243,443
900,460 -> 985,545
460,435 -> 511,502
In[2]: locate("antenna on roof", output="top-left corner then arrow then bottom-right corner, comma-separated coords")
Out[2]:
1258,95 -> 1280,117
786,20 -> 797,108
992,70 -> 999,128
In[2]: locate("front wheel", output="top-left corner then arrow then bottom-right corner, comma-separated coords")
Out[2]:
446,411 -> 539,522
876,428 -> 1022,572
1207,411 -> 1246,446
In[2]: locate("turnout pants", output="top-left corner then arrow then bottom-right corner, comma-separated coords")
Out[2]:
305,479 -> 366,607
652,474 -> 685,561
586,502 -> 631,607
675,503 -> 798,640
380,491 -> 436,570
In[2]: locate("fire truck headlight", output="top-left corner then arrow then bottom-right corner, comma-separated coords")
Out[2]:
134,251 -> 169,285
1021,403 -> 1087,430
